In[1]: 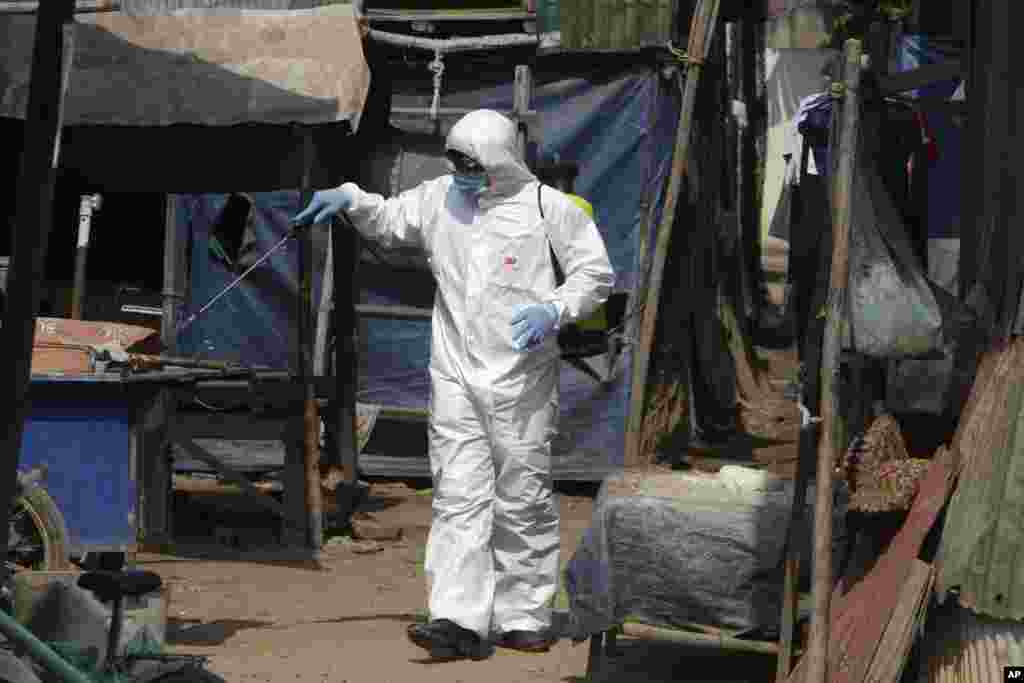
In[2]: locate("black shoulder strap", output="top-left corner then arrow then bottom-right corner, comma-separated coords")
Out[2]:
538,183 -> 565,286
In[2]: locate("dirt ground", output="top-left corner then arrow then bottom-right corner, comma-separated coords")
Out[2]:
130,257 -> 797,683
138,474 -> 780,683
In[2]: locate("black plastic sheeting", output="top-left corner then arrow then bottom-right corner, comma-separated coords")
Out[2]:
171,66 -> 680,468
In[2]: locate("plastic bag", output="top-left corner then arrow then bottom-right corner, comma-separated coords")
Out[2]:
841,157 -> 944,358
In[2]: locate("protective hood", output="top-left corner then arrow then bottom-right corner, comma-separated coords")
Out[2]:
445,109 -> 536,199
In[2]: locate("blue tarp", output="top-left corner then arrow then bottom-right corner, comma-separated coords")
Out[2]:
172,66 -> 680,468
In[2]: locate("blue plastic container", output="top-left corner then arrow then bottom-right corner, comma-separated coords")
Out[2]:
20,377 -> 139,555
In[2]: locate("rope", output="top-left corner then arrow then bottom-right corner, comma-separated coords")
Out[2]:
428,50 -> 445,122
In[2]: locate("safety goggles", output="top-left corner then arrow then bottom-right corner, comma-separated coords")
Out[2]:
445,149 -> 485,175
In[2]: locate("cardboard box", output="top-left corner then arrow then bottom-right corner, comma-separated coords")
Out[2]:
31,343 -> 95,375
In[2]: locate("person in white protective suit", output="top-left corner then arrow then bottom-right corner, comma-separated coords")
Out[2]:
292,109 -> 615,660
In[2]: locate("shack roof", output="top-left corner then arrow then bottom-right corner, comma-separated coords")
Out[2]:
0,4 -> 370,129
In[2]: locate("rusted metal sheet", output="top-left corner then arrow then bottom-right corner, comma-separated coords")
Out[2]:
919,603 -> 1024,683
786,447 -> 956,683
935,338 -> 1024,620
0,4 -> 371,128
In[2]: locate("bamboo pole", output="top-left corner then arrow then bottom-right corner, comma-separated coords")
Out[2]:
624,0 -> 723,467
298,129 -> 323,551
805,38 -> 862,683
623,622 -> 781,656
0,0 -> 76,556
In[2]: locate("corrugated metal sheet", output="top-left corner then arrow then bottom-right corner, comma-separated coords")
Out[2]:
919,603 -> 1024,683
558,0 -> 682,51
935,338 -> 1024,620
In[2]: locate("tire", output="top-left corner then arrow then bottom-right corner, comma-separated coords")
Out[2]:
148,665 -> 228,683
8,482 -> 70,571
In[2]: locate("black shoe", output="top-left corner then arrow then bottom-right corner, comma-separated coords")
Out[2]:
407,619 -> 493,661
494,630 -> 555,653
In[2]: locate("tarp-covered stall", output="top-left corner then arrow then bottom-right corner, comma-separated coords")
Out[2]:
0,4 -> 375,544
0,5 -> 372,192
172,53 -> 681,478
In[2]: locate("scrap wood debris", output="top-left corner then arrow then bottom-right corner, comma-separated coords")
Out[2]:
841,413 -> 931,513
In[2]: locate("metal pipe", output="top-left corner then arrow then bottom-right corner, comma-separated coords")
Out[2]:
70,193 -> 101,320
0,607 -> 95,683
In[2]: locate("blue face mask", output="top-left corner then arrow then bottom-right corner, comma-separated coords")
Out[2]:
452,173 -> 488,195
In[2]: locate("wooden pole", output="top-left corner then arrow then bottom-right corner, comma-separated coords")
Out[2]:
161,197 -> 187,354
625,0 -> 723,467
775,138 -> 814,683
806,38 -> 862,683
331,217 -> 362,517
298,129 -> 323,551
145,193 -> 188,546
513,64 -> 533,161
0,0 -> 76,556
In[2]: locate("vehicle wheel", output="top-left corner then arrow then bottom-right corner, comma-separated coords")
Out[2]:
148,665 -> 228,683
8,483 -> 70,571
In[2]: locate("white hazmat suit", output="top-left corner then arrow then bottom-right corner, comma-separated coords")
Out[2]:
340,110 -> 614,639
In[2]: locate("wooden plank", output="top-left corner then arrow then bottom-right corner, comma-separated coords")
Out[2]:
877,61 -> 962,95
624,0 -> 723,467
358,454 -> 618,482
355,304 -> 432,320
174,412 -> 289,441
0,0 -> 77,555
170,437 -> 288,521
806,38 -> 863,683
331,216 -> 362,488
863,560 -> 933,683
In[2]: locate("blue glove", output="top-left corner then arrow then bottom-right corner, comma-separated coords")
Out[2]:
291,186 -> 356,227
510,303 -> 559,351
